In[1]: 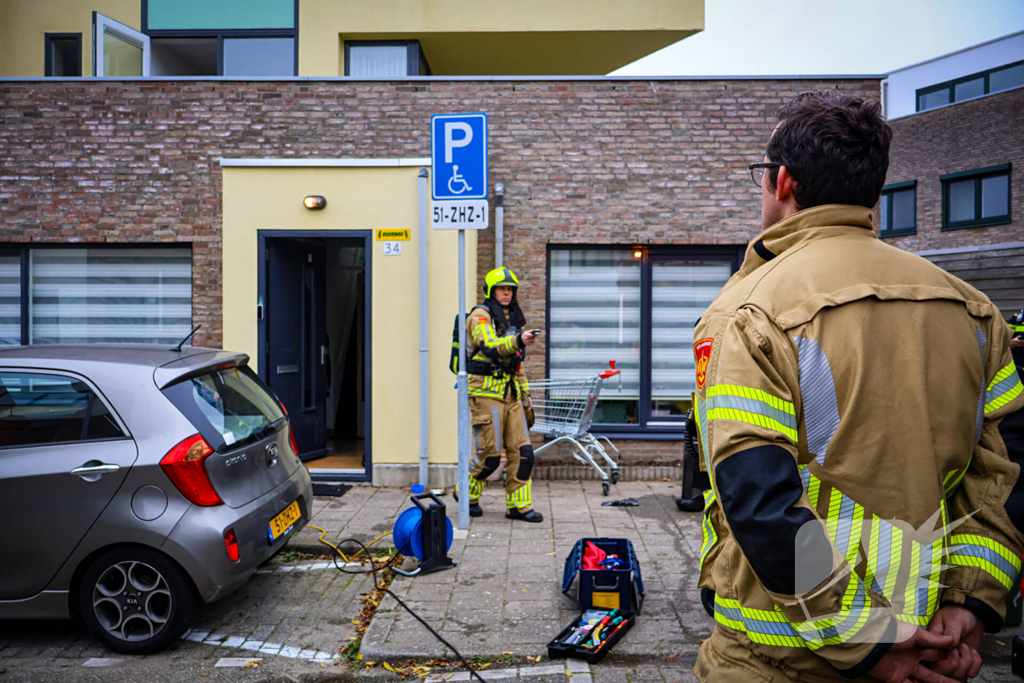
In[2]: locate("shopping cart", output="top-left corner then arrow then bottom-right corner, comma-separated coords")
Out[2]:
531,361 -> 622,495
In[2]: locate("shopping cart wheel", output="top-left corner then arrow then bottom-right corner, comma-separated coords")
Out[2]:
610,470 -> 619,485
602,481 -> 610,496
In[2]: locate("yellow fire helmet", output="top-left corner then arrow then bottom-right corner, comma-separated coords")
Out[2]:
484,267 -> 520,298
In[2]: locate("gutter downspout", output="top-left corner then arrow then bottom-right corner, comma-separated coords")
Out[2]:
494,183 -> 504,268
418,168 -> 430,488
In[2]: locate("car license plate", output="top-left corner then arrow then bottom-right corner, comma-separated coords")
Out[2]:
268,499 -> 301,542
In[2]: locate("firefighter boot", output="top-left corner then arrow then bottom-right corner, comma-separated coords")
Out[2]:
506,507 -> 544,523
453,490 -> 483,517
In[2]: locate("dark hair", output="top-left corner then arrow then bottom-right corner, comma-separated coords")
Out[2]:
765,90 -> 893,210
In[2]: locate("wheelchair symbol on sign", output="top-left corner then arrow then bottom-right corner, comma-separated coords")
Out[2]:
447,165 -> 472,195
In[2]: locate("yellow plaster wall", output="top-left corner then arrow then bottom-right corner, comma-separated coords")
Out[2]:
222,165 -> 475,466
0,0 -> 140,76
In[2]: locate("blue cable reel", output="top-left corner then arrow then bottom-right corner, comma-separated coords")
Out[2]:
392,492 -> 455,576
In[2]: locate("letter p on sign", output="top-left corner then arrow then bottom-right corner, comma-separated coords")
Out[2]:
444,122 -> 473,163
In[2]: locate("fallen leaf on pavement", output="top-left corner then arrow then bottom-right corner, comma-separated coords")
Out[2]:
501,651 -> 514,655
666,654 -> 678,661
662,477 -> 672,482
527,655 -> 542,663
565,669 -> 573,677
545,552 -> 555,556
383,662 -> 396,672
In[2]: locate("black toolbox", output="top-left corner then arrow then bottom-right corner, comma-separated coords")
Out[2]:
549,538 -> 644,662
548,609 -> 637,664
561,537 -> 644,613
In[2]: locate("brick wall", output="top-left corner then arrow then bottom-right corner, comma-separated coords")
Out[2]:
0,77 -> 879,465
884,86 -> 1024,252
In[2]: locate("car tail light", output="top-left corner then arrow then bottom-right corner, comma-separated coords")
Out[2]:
278,401 -> 288,415
223,528 -> 240,562
288,427 -> 299,456
160,434 -> 223,506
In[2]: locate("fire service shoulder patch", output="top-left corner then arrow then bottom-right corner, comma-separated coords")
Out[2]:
694,338 -> 713,390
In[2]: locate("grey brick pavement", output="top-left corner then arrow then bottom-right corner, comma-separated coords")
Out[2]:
2,480 -> 1023,682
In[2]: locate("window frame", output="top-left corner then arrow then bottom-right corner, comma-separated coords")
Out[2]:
343,40 -> 432,77
0,368 -> 132,450
879,180 -> 917,238
44,33 -> 82,77
0,243 -> 192,347
940,163 -> 1012,231
141,0 -> 298,76
916,59 -> 1024,112
544,243 -> 744,438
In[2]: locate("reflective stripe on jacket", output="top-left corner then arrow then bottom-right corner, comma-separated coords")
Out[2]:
694,204 -> 1024,680
467,306 -> 530,400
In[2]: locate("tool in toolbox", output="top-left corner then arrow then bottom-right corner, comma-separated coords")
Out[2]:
529,361 -> 622,496
548,537 -> 645,664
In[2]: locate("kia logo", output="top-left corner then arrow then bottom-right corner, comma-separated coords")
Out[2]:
266,443 -> 279,468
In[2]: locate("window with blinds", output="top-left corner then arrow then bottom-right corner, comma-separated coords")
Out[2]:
0,256 -> 21,345
549,250 -> 641,424
28,248 -> 192,345
548,247 -> 739,430
650,260 -> 733,423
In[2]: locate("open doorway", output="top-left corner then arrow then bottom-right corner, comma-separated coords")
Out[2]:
258,231 -> 371,482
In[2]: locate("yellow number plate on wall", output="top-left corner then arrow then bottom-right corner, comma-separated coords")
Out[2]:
268,500 -> 301,541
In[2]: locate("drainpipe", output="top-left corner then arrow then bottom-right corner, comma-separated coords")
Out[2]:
494,183 -> 504,268
418,168 -> 430,488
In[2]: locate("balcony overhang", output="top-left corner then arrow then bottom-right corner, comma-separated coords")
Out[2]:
338,30 -> 699,76
299,0 -> 704,76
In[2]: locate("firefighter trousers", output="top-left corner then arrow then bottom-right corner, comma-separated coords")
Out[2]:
459,395 -> 535,511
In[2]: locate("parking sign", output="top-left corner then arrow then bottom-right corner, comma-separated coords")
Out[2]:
431,113 -> 487,201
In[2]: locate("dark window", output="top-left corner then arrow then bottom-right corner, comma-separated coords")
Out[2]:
143,0 -> 298,76
546,246 -> 742,434
344,40 -> 431,77
44,33 -> 82,77
942,164 -> 1012,231
161,364 -> 285,453
879,182 -> 917,237
990,64 -> 1024,93
917,59 -> 1024,112
0,372 -> 124,448
222,37 -> 295,76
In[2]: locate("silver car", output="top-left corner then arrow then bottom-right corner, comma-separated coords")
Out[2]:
0,345 -> 313,654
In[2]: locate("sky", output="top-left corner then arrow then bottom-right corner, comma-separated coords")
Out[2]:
612,0 -> 1024,77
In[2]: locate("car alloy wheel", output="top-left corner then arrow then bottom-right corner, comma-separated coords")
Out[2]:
92,560 -> 172,642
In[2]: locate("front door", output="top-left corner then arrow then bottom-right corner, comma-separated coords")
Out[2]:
266,239 -> 327,459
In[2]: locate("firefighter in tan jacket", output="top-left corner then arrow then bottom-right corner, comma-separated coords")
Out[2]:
455,267 -> 542,522
694,91 -> 1024,682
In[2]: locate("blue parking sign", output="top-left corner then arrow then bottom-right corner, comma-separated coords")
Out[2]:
431,113 -> 487,201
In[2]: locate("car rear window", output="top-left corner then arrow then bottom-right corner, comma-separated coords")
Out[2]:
161,364 -> 285,452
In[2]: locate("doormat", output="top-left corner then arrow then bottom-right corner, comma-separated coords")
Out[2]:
312,483 -> 352,498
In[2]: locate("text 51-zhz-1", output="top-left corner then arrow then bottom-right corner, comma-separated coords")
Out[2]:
432,204 -> 485,224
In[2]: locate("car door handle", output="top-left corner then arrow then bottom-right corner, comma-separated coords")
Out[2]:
70,463 -> 120,478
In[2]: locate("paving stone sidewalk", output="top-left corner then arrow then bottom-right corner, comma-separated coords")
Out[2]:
294,480 -> 710,663
296,480 -> 1024,682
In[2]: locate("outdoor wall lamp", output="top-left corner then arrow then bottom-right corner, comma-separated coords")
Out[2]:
633,247 -> 644,259
303,195 -> 327,210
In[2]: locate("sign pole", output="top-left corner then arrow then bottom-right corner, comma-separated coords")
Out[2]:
456,228 -> 470,531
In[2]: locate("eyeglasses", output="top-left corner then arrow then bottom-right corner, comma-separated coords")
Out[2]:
748,162 -> 782,188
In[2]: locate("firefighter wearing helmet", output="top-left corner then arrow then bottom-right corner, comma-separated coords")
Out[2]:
455,267 -> 542,522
